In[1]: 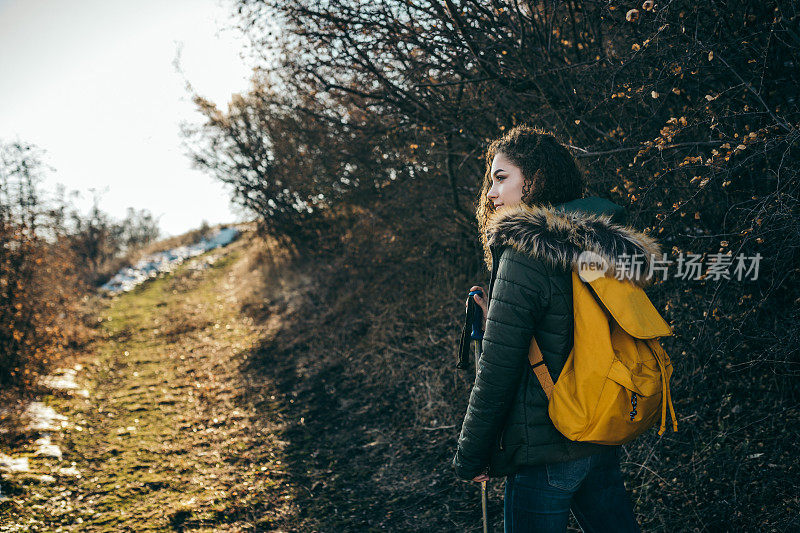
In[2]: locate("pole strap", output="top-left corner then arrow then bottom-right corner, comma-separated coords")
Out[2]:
456,294 -> 476,370
528,335 -> 554,400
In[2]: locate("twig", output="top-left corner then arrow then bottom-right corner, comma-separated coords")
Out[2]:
694,38 -> 794,134
413,76 -> 495,88
571,140 -> 724,158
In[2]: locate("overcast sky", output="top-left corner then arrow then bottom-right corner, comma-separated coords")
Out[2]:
0,0 -> 256,237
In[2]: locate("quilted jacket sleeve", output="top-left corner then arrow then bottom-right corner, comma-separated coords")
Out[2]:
452,247 -> 551,480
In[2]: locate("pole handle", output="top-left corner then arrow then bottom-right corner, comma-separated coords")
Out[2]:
468,289 -> 484,340
456,289 -> 484,370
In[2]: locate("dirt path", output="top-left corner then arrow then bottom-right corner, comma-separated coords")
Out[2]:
1,237 -> 303,531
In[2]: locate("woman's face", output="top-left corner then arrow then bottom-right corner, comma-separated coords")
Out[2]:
487,152 -> 525,212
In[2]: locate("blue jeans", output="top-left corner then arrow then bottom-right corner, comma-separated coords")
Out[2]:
503,446 -> 641,532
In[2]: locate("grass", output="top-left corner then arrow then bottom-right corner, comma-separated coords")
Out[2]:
0,234 -> 302,531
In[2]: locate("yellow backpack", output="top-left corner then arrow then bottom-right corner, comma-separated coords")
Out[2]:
529,270 -> 678,444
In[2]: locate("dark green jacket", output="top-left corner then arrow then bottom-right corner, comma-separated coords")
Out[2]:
452,197 -> 661,480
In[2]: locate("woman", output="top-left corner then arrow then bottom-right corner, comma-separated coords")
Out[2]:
452,125 -> 655,532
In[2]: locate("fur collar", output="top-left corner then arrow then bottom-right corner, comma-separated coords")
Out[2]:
486,203 -> 662,288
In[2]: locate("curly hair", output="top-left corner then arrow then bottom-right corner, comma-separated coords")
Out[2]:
476,124 -> 586,270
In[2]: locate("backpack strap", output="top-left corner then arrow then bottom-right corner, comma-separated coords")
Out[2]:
645,338 -> 679,435
528,335 -> 554,400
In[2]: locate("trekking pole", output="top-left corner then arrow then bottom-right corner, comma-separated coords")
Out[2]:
467,289 -> 489,533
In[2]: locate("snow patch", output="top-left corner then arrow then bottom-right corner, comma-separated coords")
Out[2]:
36,366 -> 90,397
100,226 -> 239,294
33,434 -> 62,459
21,402 -> 69,433
0,454 -> 29,473
56,465 -> 82,478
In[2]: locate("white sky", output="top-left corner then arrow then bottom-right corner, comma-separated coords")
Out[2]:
0,0 -> 257,237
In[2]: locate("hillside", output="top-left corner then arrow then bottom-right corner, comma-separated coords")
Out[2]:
1,177 -> 796,531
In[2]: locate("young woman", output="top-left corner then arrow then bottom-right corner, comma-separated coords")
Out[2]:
452,125 -> 655,532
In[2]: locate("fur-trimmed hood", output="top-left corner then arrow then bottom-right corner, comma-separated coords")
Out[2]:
485,199 -> 662,288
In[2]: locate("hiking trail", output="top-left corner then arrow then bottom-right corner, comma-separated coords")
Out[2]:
1,234 -> 304,531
